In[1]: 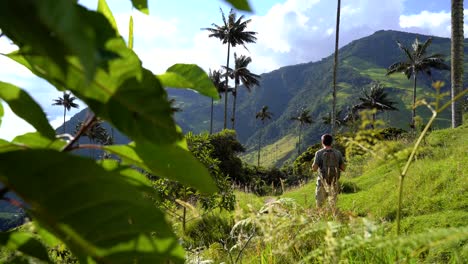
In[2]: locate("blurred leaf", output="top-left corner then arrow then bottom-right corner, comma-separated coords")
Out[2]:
0,102 -> 3,127
9,38 -> 181,145
0,150 -> 184,263
0,0 -> 118,80
158,64 -> 220,99
98,0 -> 118,32
0,231 -> 51,262
130,0 -> 149,14
13,133 -> 66,150
223,0 -> 252,11
104,142 -> 217,194
0,139 -> 26,153
100,159 -> 155,193
0,82 -> 55,139
128,16 -> 134,49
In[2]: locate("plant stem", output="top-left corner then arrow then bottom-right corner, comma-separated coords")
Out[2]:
224,42 -> 231,130
397,102 -> 436,235
62,114 -> 96,152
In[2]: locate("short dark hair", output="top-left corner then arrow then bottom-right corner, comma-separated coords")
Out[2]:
321,134 -> 333,146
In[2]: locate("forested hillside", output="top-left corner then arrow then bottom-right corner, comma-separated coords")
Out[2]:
60,30 -> 467,164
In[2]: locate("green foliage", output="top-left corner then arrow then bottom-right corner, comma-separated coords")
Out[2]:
130,0 -> 149,14
223,0 -> 252,11
0,1 -> 230,262
105,140 -> 217,194
209,129 -> 246,184
0,151 -> 184,262
0,81 -> 55,139
151,132 -> 235,212
0,230 -> 51,262
292,143 -> 321,176
0,0 -> 117,80
158,64 -> 221,99
184,213 -> 234,248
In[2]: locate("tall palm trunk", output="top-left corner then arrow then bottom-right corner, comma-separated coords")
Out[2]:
331,0 -> 341,135
224,43 -> 231,129
257,128 -> 262,167
298,124 -> 302,155
412,73 -> 417,129
451,0 -> 464,128
231,83 -> 238,129
62,107 -> 66,133
210,98 -> 214,134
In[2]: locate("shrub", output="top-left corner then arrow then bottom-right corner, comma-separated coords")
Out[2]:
184,213 -> 234,249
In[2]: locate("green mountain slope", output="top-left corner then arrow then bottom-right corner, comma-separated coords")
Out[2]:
60,30 -> 467,164
175,30 -> 466,157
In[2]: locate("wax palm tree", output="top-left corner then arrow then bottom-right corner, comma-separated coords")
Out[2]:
451,0 -> 464,128
75,119 -> 109,158
353,83 -> 398,128
255,106 -> 273,167
204,8 -> 257,129
322,109 -> 344,131
208,69 -> 225,134
291,109 -> 313,155
224,53 -> 260,130
52,92 -> 79,133
331,0 -> 341,135
386,37 -> 449,128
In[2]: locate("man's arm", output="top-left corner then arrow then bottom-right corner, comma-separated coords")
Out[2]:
339,163 -> 346,172
312,163 -> 319,172
339,151 -> 346,171
312,151 -> 319,172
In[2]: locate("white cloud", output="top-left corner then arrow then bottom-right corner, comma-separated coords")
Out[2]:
0,104 -> 34,141
400,9 -> 468,37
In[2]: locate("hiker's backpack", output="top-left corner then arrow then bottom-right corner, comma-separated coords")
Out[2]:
322,149 -> 340,185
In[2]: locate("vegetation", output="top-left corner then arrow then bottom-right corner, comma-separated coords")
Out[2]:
182,123 -> 468,264
352,82 -> 398,126
52,92 -> 79,133
0,1 -> 467,263
291,108 -> 314,155
204,8 -> 257,129
208,69 -> 225,134
0,0 -> 251,262
225,52 -> 261,130
386,37 -> 450,128
255,106 -> 273,167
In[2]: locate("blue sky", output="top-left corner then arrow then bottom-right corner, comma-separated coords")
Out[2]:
0,0 -> 466,140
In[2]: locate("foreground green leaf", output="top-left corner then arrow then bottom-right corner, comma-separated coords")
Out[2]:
0,1 -> 117,80
104,142 -> 217,194
223,0 -> 252,11
130,0 -> 149,14
0,102 -> 3,127
0,82 -> 55,139
0,231 -> 51,263
158,64 -> 220,99
129,16 -> 134,49
12,133 -> 66,150
0,150 -> 184,263
98,0 -> 118,32
9,38 -> 181,145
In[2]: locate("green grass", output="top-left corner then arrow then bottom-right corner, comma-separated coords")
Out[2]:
196,124 -> 468,263
241,134 -> 296,167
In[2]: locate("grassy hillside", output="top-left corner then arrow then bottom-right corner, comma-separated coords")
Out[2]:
281,124 -> 467,232
188,124 -> 468,263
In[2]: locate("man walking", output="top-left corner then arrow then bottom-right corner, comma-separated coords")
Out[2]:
312,134 -> 345,208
